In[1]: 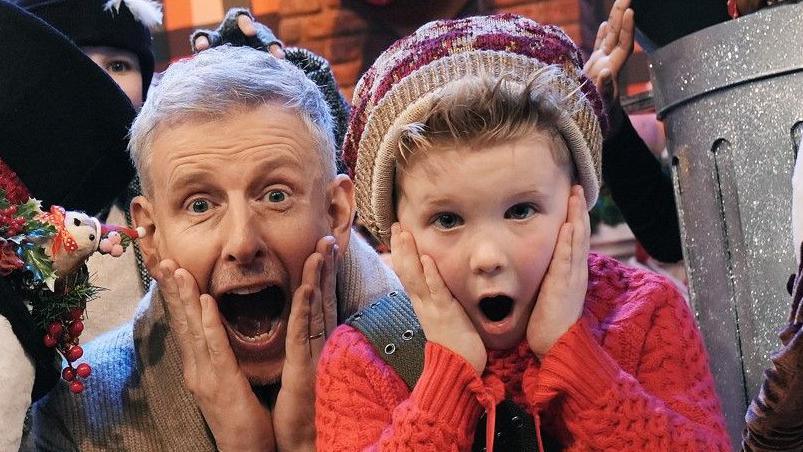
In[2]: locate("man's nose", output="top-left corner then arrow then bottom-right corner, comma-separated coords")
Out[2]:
468,234 -> 506,276
221,200 -> 267,265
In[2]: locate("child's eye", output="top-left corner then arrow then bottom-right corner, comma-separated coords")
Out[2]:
433,213 -> 463,230
264,190 -> 288,203
505,203 -> 536,220
187,198 -> 212,214
107,61 -> 132,73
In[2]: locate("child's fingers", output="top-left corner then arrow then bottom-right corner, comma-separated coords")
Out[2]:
420,255 -> 452,305
390,224 -> 430,300
550,222 -> 574,281
236,13 -> 257,37
604,0 -> 629,51
594,21 -> 607,52
619,8 -> 635,53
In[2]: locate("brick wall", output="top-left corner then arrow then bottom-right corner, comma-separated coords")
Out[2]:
155,0 -> 582,100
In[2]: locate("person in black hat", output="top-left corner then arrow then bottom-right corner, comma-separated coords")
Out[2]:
0,2 -> 137,449
12,0 -> 163,109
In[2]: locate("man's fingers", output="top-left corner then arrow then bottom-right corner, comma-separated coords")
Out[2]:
286,252 -> 323,367
316,236 -> 338,337
304,244 -> 326,358
175,268 -> 212,370
156,260 -> 197,374
390,223 -> 430,301
236,13 -> 257,37
200,294 -> 239,370
286,283 -> 315,367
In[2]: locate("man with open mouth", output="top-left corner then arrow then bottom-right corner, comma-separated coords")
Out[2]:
30,45 -> 401,451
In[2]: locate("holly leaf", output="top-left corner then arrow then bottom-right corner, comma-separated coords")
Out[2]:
20,243 -> 56,289
16,198 -> 44,221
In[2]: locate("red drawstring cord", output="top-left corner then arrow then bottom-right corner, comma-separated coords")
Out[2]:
535,413 -> 545,452
469,383 -> 498,452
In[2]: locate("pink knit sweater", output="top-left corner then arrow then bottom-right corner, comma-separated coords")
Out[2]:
315,253 -> 730,451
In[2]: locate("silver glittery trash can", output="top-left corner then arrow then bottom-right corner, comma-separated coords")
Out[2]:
650,3 -> 803,444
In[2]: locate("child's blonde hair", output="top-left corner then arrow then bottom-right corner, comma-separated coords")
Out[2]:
395,69 -> 576,177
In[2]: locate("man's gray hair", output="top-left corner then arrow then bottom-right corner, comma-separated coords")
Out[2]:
129,45 -> 336,194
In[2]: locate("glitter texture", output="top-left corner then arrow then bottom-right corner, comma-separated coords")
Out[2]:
650,2 -> 803,443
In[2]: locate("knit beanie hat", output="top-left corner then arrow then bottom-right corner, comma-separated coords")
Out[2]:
13,0 -> 163,98
344,14 -> 606,245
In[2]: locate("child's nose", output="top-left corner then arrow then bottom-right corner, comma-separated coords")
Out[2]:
469,237 -> 505,276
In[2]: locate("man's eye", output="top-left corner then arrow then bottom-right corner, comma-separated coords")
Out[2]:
433,213 -> 463,230
107,61 -> 131,73
189,199 -> 211,214
265,190 -> 287,203
505,203 -> 536,220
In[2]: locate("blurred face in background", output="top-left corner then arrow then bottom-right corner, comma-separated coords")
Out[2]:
82,46 -> 143,109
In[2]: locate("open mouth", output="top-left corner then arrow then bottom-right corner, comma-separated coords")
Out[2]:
479,295 -> 514,322
218,286 -> 285,339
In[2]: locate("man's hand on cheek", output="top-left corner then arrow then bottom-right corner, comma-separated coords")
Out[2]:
527,185 -> 590,359
155,261 -> 276,452
273,235 -> 336,452
390,224 -> 487,375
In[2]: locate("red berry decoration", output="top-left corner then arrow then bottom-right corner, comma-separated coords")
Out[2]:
61,367 -> 75,382
68,307 -> 84,321
69,380 -> 84,394
48,322 -> 63,338
68,320 -> 84,337
65,345 -> 83,362
76,363 -> 92,378
43,334 -> 57,348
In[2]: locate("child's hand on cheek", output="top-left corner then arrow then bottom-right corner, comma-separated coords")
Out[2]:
391,223 -> 487,375
527,186 -> 590,359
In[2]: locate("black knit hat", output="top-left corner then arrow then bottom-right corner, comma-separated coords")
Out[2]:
12,0 -> 162,97
0,1 -> 136,215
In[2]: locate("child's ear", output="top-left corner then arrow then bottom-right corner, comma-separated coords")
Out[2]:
327,174 -> 356,256
130,195 -> 160,274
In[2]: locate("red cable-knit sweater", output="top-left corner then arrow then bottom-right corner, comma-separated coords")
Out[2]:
315,253 -> 730,451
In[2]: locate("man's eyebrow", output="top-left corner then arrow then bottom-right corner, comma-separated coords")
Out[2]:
249,153 -> 304,173
167,168 -> 216,192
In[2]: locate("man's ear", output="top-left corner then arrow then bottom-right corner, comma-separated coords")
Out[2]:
327,174 -> 356,255
130,195 -> 160,274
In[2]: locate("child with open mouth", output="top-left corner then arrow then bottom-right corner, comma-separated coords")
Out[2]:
315,14 -> 730,452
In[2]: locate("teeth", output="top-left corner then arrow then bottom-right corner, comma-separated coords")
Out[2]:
233,316 -> 281,342
228,286 -> 267,295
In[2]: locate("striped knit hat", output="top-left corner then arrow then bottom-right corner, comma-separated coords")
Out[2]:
345,14 -> 606,245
